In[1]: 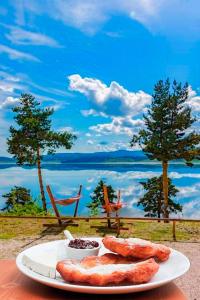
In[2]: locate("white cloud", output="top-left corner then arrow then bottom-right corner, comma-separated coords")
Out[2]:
187,86 -> 200,112
81,109 -> 107,118
0,69 -> 69,114
0,83 -> 15,92
12,0 -> 115,35
87,140 -> 94,145
4,26 -> 61,47
69,74 -> 149,137
69,74 -> 151,118
48,103 -> 65,111
85,133 -> 91,137
71,75 -> 200,137
58,126 -> 79,136
11,0 -> 200,39
96,141 -> 129,152
90,117 -> 144,136
182,199 -> 200,219
0,44 -> 40,62
0,96 -> 19,109
0,71 -> 20,82
177,183 -> 200,198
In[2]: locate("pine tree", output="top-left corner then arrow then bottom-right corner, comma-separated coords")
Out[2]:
131,79 -> 200,218
7,94 -> 76,211
2,186 -> 32,211
138,176 -> 182,218
87,179 -> 117,215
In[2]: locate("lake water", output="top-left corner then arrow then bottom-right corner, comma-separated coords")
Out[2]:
0,163 -> 200,219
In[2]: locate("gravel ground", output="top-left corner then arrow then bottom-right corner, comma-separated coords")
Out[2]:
0,237 -> 199,300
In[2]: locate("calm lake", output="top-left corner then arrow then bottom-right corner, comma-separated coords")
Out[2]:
0,163 -> 200,219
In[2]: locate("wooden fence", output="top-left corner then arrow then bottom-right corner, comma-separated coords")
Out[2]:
0,215 -> 199,240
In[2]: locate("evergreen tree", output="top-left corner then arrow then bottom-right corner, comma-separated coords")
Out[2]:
87,179 -> 117,215
138,176 -> 182,218
2,186 -> 32,211
7,94 -> 76,211
131,79 -> 200,218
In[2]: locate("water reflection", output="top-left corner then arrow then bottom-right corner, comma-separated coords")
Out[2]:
0,164 -> 199,218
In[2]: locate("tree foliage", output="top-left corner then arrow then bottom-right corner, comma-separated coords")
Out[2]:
138,176 -> 182,218
7,94 -> 76,165
2,186 -> 32,211
87,180 -> 117,216
131,79 -> 200,164
130,79 -> 200,218
7,94 -> 76,211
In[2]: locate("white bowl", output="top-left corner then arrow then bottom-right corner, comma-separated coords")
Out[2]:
65,239 -> 101,260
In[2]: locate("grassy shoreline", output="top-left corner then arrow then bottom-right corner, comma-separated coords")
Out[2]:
0,218 -> 199,242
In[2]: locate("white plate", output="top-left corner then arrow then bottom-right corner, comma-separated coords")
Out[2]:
16,238 -> 190,294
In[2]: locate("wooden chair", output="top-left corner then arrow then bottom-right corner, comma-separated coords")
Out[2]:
46,185 -> 82,226
102,185 -> 122,228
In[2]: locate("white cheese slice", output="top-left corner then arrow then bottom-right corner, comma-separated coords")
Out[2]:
22,249 -> 57,279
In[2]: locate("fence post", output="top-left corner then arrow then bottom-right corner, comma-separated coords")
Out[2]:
172,221 -> 176,241
117,218 -> 120,237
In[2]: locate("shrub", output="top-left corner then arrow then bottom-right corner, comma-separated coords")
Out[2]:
1,186 -> 46,216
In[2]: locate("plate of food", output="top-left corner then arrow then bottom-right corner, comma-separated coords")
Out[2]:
16,235 -> 190,294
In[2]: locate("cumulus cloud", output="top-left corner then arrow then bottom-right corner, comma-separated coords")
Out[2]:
70,74 -> 200,137
0,44 -> 40,62
4,26 -> 62,47
68,74 -> 149,136
187,86 -> 200,112
0,96 -> 19,109
69,74 -> 151,118
90,117 -> 144,136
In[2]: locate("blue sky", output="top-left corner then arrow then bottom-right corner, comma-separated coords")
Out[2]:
1,0 -> 200,155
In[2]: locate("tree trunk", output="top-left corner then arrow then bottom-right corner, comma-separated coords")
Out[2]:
157,191 -> 162,222
157,200 -> 161,222
162,161 -> 169,220
37,147 -> 47,212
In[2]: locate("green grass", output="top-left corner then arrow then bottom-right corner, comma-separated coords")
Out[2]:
0,232 -> 16,239
0,218 -> 199,242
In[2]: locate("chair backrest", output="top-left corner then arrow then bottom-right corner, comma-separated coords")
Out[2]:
46,185 -> 61,221
78,184 -> 82,197
74,185 -> 82,217
103,185 -> 110,212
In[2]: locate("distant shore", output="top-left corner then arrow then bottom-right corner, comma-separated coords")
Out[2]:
0,161 -> 200,165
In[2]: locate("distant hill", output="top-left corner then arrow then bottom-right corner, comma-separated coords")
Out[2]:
0,150 -> 148,164
43,150 -> 148,163
0,156 -> 15,163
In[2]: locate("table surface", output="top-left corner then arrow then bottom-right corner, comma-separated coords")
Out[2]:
0,260 -> 187,300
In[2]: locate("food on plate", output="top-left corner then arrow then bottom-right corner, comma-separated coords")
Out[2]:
68,239 -> 99,249
56,256 -> 159,286
22,251 -> 57,279
80,253 -> 137,268
102,236 -> 170,262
